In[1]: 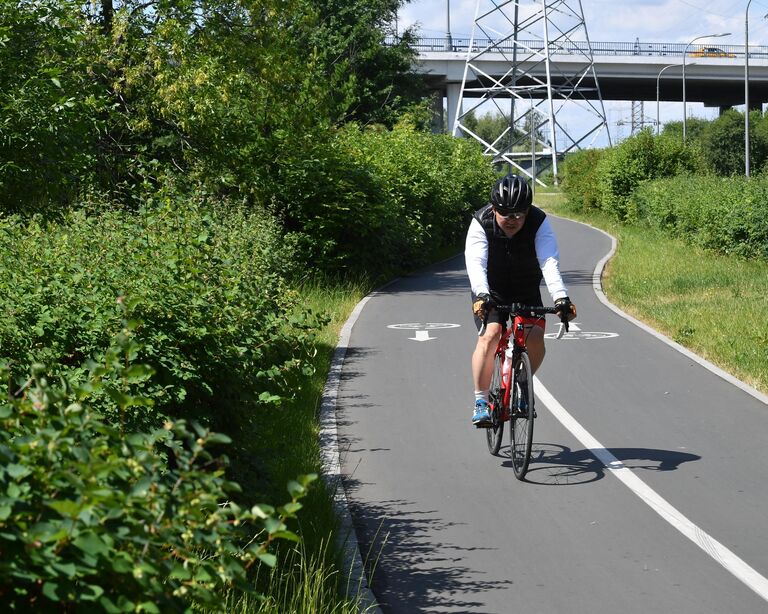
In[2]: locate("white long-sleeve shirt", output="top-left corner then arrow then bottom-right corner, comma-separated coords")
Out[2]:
464,215 -> 568,302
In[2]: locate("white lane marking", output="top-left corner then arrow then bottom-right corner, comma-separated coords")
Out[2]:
535,377 -> 768,604
569,321 -> 582,332
387,322 -> 460,342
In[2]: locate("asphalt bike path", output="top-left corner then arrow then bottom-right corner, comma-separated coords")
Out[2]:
335,215 -> 768,614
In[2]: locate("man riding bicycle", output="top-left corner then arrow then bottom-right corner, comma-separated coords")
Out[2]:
465,173 -> 576,427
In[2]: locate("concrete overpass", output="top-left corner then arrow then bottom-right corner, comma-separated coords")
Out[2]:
403,37 -> 768,127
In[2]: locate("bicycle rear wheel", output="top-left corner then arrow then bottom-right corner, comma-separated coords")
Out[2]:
510,352 -> 534,479
486,351 -> 505,456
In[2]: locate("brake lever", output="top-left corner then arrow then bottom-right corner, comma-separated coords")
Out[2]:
556,309 -> 569,339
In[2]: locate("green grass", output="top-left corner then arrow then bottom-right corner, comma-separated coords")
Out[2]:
538,193 -> 768,395
224,275 -> 376,613
225,539 -> 370,614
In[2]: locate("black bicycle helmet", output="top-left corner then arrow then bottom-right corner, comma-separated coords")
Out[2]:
490,174 -> 533,213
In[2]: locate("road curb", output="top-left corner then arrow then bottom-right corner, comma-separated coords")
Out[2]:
565,215 -> 768,406
319,292 -> 383,614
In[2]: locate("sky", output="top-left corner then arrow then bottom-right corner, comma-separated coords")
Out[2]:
396,0 -> 768,144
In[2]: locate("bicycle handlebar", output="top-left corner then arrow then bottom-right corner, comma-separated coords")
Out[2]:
478,302 -> 570,338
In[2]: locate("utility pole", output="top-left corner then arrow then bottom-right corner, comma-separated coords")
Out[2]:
453,0 -> 610,185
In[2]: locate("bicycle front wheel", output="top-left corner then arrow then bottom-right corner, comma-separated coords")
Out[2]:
486,351 -> 505,456
510,352 -> 534,479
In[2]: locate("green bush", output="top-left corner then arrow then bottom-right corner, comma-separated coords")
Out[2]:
596,130 -> 704,221
276,121 -> 495,276
0,193 -> 324,433
633,175 -> 768,260
0,334 -> 315,611
352,120 -> 495,261
560,148 -> 607,211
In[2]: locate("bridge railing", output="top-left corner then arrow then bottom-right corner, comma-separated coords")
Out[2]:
387,36 -> 768,59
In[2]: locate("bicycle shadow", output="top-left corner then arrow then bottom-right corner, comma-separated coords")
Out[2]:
500,443 -> 701,485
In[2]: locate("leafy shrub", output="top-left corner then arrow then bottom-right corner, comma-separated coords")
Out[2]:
633,175 -> 768,260
697,110 -> 746,176
661,117 -> 709,143
0,193 -> 324,433
596,129 -> 704,221
560,148 -> 607,211
0,333 -> 316,611
359,118 -> 497,253
276,121 -> 495,276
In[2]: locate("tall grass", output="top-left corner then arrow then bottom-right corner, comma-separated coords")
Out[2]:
223,275 -> 376,613
224,540 -> 375,614
539,193 -> 768,395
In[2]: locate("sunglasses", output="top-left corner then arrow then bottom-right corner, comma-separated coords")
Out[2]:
495,209 -> 527,220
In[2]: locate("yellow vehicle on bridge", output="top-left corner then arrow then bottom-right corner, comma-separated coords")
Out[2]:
689,46 -> 736,58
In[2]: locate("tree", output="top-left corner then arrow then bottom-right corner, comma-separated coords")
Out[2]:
694,109 -> 768,176
0,0 -> 104,211
295,0 -> 426,127
462,109 -> 546,151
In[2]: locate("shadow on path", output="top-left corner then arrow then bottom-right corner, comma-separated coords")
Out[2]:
501,443 -> 701,485
341,482 -> 510,613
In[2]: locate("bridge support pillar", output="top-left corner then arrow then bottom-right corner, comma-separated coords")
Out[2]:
446,83 -> 463,136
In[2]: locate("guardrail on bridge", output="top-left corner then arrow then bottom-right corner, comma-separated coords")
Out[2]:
386,36 -> 768,59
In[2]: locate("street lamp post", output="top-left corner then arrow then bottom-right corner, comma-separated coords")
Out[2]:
683,32 -> 731,144
657,63 -> 688,135
445,0 -> 452,51
746,0 -> 754,177
745,5 -> 767,177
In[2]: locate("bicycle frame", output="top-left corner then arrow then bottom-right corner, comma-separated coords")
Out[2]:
494,314 -> 546,420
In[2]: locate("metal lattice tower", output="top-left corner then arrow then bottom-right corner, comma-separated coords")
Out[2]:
453,0 -> 611,184
617,100 -> 656,136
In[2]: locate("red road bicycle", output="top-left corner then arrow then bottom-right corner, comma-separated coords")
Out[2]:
480,303 -> 568,480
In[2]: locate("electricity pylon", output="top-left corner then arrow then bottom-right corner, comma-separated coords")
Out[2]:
453,0 -> 611,184
617,100 -> 656,137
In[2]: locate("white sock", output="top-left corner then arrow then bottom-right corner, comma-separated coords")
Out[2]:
474,390 -> 488,403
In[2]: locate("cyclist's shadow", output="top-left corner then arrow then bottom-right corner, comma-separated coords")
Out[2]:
500,443 -> 701,485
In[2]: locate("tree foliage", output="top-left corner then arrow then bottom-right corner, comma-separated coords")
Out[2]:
460,109 -> 545,151
0,0 -> 425,210
0,0 -> 103,209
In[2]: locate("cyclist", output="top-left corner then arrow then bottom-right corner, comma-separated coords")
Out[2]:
465,173 -> 576,427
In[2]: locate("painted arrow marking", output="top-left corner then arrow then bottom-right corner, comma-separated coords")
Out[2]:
409,330 -> 435,342
387,322 -> 461,342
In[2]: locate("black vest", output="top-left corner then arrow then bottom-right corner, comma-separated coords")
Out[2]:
473,204 -> 546,304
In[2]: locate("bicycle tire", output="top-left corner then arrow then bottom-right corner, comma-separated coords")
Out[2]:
510,351 -> 534,479
486,351 -> 505,456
